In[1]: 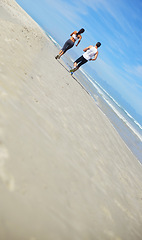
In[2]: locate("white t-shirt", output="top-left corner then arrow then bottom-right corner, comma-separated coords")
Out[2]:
83,47 -> 97,60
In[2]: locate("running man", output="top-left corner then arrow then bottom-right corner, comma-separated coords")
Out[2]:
70,42 -> 101,74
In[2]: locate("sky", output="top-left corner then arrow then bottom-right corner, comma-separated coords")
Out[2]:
16,0 -> 142,125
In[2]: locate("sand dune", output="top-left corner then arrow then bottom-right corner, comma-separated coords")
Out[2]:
0,1 -> 142,239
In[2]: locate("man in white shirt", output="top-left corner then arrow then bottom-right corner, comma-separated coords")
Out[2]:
70,42 -> 101,74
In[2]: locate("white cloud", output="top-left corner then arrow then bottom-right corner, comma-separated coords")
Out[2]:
44,0 -> 88,25
82,0 -> 142,44
123,64 -> 142,78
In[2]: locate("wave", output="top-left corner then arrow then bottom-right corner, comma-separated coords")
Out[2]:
46,32 -> 61,49
81,69 -> 142,141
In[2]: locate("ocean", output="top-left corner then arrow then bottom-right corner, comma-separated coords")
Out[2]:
47,33 -> 142,163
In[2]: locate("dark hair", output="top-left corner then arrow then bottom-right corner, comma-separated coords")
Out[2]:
76,28 -> 85,36
96,42 -> 101,48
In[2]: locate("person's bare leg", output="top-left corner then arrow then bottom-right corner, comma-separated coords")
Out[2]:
55,50 -> 64,59
73,62 -> 77,67
59,50 -> 64,57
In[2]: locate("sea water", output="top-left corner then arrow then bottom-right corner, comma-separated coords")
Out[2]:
47,33 -> 142,164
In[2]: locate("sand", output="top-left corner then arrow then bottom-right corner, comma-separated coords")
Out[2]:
0,1 -> 142,240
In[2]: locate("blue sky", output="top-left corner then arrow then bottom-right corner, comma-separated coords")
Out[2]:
16,0 -> 142,124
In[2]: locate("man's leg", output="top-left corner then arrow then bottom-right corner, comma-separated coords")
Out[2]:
70,66 -> 79,73
70,56 -> 87,73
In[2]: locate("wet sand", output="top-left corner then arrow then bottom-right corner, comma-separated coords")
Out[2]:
0,1 -> 142,240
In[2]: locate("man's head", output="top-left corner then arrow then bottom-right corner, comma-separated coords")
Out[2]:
96,42 -> 101,48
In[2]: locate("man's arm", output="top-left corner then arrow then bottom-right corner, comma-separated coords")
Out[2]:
83,45 -> 93,52
90,51 -> 98,61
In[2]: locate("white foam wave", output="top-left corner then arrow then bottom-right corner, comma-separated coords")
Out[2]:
81,70 -> 142,141
46,33 -> 61,48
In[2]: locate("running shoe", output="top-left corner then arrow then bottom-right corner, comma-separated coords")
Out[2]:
55,55 -> 60,59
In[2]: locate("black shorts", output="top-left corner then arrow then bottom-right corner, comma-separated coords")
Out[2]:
75,55 -> 88,68
61,39 -> 74,53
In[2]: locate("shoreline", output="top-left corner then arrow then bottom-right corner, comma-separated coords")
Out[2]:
0,1 -> 142,240
48,36 -> 142,163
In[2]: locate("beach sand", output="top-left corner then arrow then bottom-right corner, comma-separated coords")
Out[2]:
0,1 -> 142,239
